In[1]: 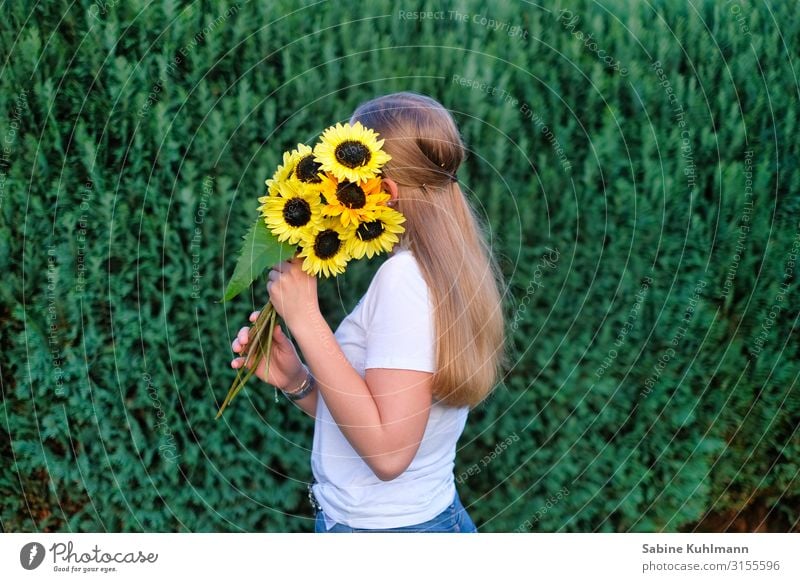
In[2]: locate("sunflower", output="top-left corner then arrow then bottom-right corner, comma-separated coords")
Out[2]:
314,122 -> 392,183
298,219 -> 353,278
344,205 -> 406,259
265,146 -> 303,197
320,174 -> 391,227
290,143 -> 326,191
259,180 -> 323,245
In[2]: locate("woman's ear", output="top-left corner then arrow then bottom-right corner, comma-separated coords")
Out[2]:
382,178 -> 399,205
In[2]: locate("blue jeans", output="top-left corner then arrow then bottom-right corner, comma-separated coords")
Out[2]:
314,491 -> 478,533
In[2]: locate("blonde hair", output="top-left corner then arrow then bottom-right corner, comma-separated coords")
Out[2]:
352,92 -> 505,408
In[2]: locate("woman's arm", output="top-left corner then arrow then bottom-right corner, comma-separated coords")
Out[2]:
231,314 -> 318,418
268,259 -> 433,481
292,311 -> 433,480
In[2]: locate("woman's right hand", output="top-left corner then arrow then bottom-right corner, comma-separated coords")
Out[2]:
230,311 -> 307,391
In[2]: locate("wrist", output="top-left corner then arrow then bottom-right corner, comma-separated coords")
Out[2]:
283,303 -> 322,335
289,309 -> 328,347
283,368 -> 315,401
282,366 -> 309,394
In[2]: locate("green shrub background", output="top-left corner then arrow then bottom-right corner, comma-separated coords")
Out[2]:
1,0 -> 798,532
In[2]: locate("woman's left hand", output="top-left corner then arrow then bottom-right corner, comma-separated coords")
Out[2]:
267,258 -> 319,329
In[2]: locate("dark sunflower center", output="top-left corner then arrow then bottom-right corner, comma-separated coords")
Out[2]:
356,220 -> 384,241
295,155 -> 323,183
335,140 -> 371,168
314,229 -> 341,259
282,198 -> 311,227
336,182 -> 366,209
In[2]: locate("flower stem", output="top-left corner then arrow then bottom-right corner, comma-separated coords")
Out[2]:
215,302 -> 277,419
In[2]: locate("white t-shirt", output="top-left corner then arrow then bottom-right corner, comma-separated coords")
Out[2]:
310,248 -> 470,530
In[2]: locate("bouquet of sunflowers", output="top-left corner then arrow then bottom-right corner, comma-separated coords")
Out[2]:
216,122 -> 405,418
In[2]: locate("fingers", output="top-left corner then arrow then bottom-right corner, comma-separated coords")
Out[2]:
268,269 -> 280,282
232,326 -> 250,353
231,322 -> 291,372
232,355 -> 256,370
249,311 -> 259,322
275,257 -> 303,272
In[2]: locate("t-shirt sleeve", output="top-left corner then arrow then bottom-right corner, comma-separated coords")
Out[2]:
363,255 -> 436,373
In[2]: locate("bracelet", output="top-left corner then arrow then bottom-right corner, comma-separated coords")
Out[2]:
283,370 -> 315,401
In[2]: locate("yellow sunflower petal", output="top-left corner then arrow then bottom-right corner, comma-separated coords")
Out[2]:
288,143 -> 327,192
320,175 -> 391,227
314,121 -> 392,183
298,218 -> 352,277
261,181 -> 323,245
265,146 -> 305,197
344,206 -> 406,259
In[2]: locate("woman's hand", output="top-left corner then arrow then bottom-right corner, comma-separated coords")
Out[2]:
266,258 -> 320,329
230,311 -> 306,391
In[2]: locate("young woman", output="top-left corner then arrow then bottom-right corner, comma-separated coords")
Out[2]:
230,92 -> 505,532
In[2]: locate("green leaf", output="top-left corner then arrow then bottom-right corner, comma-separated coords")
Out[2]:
221,219 -> 296,302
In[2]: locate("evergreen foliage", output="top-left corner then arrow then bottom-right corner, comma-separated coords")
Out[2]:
1,0 -> 797,532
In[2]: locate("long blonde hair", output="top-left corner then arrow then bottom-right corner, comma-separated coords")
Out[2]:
351,92 -> 505,408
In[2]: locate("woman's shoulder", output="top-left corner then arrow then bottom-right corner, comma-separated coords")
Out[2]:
371,248 -> 425,286
363,248 -> 429,310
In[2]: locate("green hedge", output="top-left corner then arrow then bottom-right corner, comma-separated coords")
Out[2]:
1,0 -> 798,532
